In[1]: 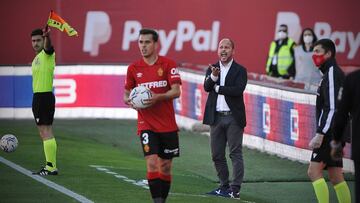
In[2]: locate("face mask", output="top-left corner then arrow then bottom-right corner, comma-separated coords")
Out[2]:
277,31 -> 287,40
312,54 -> 326,67
303,35 -> 313,44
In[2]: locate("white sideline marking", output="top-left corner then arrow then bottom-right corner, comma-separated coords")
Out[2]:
89,165 -> 257,202
0,156 -> 93,203
89,165 -> 205,179
89,165 -> 210,198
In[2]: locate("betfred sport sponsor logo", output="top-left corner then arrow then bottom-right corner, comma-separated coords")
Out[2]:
138,80 -> 168,89
164,148 -> 179,155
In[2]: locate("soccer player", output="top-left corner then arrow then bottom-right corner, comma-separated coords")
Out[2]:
308,39 -> 351,203
30,27 -> 58,176
123,28 -> 181,203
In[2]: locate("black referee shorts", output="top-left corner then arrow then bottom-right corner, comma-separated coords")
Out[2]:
310,135 -> 343,168
32,92 -> 55,125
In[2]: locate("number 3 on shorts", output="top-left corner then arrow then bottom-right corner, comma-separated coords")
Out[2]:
142,133 -> 149,144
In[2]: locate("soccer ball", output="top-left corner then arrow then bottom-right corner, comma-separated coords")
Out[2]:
0,134 -> 18,153
129,86 -> 153,109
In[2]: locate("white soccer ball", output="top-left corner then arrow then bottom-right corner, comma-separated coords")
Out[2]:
0,134 -> 18,153
129,86 -> 153,109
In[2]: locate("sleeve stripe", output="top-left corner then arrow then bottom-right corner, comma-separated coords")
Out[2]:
318,111 -> 323,126
322,66 -> 335,133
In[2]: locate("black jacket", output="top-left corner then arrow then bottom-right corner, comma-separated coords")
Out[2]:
316,58 -> 345,135
203,60 -> 247,128
332,70 -> 360,159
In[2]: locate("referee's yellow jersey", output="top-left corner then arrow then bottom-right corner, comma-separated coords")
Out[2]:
31,50 -> 55,93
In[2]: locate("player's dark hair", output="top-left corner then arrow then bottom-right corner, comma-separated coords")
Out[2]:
139,28 -> 159,42
31,28 -> 43,37
314,38 -> 336,58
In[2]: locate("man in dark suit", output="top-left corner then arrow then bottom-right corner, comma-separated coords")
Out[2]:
203,38 -> 247,200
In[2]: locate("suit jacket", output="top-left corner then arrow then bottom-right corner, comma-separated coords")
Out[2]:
203,60 -> 247,128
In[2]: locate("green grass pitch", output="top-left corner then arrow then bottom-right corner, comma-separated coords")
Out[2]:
0,119 -> 355,202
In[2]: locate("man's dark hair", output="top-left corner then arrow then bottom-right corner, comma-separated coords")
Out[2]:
314,38 -> 336,58
139,28 -> 159,42
31,28 -> 43,37
279,24 -> 288,32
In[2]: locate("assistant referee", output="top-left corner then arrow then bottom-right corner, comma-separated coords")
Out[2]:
30,27 -> 58,176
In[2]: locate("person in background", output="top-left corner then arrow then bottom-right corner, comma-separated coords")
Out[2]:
331,69 -> 360,203
294,28 -> 322,87
307,39 -> 351,203
266,24 -> 296,79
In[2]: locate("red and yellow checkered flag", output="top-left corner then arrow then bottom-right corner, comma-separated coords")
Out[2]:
47,10 -> 78,37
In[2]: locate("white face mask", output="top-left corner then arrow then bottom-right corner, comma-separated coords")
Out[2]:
277,31 -> 287,40
303,35 -> 313,44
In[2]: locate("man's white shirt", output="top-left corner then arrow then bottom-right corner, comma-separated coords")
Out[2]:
210,59 -> 233,112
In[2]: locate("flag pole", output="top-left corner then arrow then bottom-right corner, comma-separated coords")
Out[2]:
44,10 -> 52,32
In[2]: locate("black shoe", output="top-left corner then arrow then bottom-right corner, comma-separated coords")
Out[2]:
33,167 -> 58,176
228,190 -> 240,200
206,187 -> 230,197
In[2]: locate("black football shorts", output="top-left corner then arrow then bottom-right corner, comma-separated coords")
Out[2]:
310,135 -> 343,168
140,130 -> 180,159
32,92 -> 55,125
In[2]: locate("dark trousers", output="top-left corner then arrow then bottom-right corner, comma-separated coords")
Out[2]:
210,113 -> 244,191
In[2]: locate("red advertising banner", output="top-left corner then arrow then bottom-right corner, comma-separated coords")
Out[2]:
1,0 -> 359,74
54,75 -> 126,107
